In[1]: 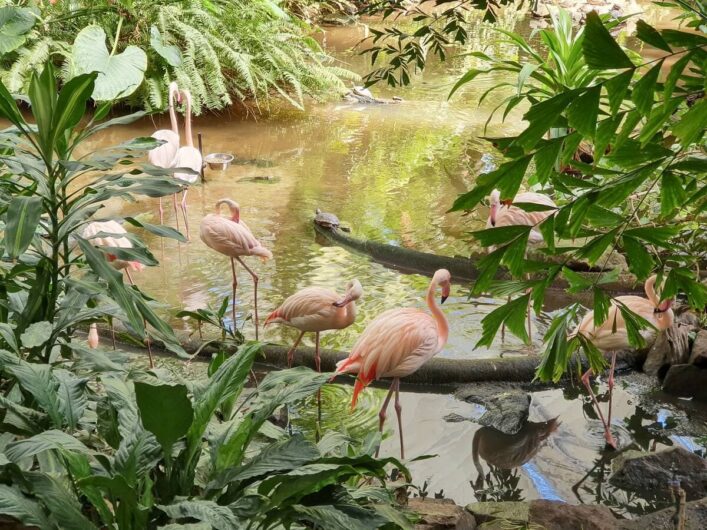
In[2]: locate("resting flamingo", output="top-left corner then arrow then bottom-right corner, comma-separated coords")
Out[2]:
333,269 -> 451,459
487,188 -> 557,341
173,89 -> 202,239
82,220 -> 153,367
574,274 -> 673,448
199,199 -> 272,339
148,81 -> 181,225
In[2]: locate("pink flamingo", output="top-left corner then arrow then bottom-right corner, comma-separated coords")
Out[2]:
82,220 -> 153,366
148,82 -> 181,225
173,89 -> 202,239
574,275 -> 673,448
487,189 -> 557,341
333,269 -> 451,459
199,199 -> 272,339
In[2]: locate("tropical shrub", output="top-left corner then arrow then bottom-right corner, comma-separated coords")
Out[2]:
0,0 -> 358,113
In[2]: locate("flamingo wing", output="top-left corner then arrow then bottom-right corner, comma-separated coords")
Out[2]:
266,287 -> 343,331
199,215 -> 271,259
174,146 -> 202,184
575,296 -> 658,351
149,130 -> 179,168
82,221 -> 132,249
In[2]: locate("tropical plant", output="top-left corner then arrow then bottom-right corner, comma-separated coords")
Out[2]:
0,62 -> 188,362
446,6 -> 707,380
0,0 -> 358,113
0,342 -> 411,529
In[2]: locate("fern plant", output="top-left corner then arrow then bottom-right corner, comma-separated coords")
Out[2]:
0,0 -> 357,113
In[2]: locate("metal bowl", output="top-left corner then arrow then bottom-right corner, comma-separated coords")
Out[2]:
205,153 -> 234,170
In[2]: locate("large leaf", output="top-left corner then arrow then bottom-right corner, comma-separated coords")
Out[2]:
0,484 -> 51,529
54,369 -> 88,430
4,430 -> 90,462
72,25 -> 147,101
24,472 -> 98,530
19,321 -> 52,349
0,6 -> 36,55
135,382 -> 193,453
673,99 -> 707,147
566,86 -> 601,138
476,294 -> 530,348
635,20 -> 672,52
582,12 -> 634,69
4,196 -> 42,259
157,500 -> 241,530
293,504 -> 389,530
631,61 -> 662,116
149,26 -> 182,67
124,217 -> 187,243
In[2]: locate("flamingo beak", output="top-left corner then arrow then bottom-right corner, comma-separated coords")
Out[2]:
440,284 -> 450,304
333,294 -> 353,308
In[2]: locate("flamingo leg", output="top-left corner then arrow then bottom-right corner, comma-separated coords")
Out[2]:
236,257 -> 259,340
125,270 -> 153,369
173,193 -> 180,231
287,331 -> 305,367
110,317 -> 116,350
230,258 -> 238,332
393,378 -> 404,460
607,350 -> 617,428
159,197 -> 164,225
180,189 -> 190,241
581,368 -> 616,449
315,331 -> 322,442
501,295 -> 510,342
374,381 -> 397,458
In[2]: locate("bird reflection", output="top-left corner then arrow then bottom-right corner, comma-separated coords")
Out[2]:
472,417 -> 560,499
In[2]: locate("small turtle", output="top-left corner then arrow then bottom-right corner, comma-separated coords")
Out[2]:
314,209 -> 350,232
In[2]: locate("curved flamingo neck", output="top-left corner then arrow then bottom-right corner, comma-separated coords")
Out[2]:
426,278 -> 449,349
184,95 -> 194,147
644,276 -> 659,306
168,89 -> 179,137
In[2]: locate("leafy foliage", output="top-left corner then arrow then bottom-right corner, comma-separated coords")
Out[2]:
0,0 -> 357,113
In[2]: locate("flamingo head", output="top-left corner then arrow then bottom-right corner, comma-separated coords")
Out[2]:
333,279 -> 363,307
216,198 -> 240,222
179,88 -> 192,109
433,269 -> 452,304
168,82 -> 181,106
653,298 -> 674,330
488,189 -> 501,226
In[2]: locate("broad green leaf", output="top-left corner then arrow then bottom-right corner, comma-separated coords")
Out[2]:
449,156 -> 532,211
476,294 -> 530,348
23,472 -> 98,530
566,86 -> 601,138
575,229 -> 618,265
149,26 -> 182,67
664,51 -> 694,103
4,196 -> 42,259
636,20 -> 672,52
472,225 -> 531,247
124,216 -> 187,242
54,369 -> 88,430
0,73 -> 25,126
538,215 -> 554,252
673,99 -> 707,147
51,73 -> 97,148
583,12 -> 634,69
448,68 -> 487,99
623,225 -> 680,247
660,172 -> 686,217
135,382 -> 193,453
661,29 -> 707,47
617,302 -> 655,349
631,61 -> 662,116
502,232 -> 530,277
621,236 -> 654,279
592,288 -> 612,328
534,140 -> 562,184
293,504 -> 389,530
4,430 -> 90,461
19,321 -> 52,349
663,268 -> 707,309
536,307 -> 580,382
72,25 -> 148,101
0,6 -> 37,55
561,268 -> 593,293
0,484 -> 51,529
157,500 -> 240,530
471,246 -> 505,296
516,91 -> 578,150
604,70 -> 633,114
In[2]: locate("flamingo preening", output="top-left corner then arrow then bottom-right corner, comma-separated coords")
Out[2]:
148,82 -> 181,225
574,275 -> 674,448
199,199 -> 272,339
333,269 -> 451,459
173,89 -> 202,239
81,220 -> 153,367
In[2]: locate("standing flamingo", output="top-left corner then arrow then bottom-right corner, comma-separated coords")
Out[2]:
199,199 -> 272,339
574,275 -> 673,448
333,269 -> 451,459
148,82 -> 181,225
173,89 -> 202,239
487,189 -> 557,341
81,220 -> 154,367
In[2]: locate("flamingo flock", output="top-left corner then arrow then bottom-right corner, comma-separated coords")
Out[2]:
81,83 -> 677,458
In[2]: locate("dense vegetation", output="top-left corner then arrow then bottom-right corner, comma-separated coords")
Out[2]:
0,0 -> 357,113
364,0 -> 707,378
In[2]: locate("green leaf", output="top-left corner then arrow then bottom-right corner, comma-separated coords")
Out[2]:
449,156 -> 532,211
566,86 -> 601,138
472,225 -> 531,247
476,294 -> 530,348
149,26 -> 182,67
135,382 -> 193,453
516,91 -> 579,150
157,500 -> 241,530
54,369 -> 88,430
617,302 -> 655,349
124,217 -> 187,243
4,196 -> 42,259
663,268 -> 707,309
583,12 -> 634,69
604,70 -> 633,114
575,228 -> 618,265
661,29 -> 707,47
51,73 -> 97,147
24,472 -> 98,530
448,69 -> 487,99
19,321 -> 52,349
535,306 -> 580,382
631,61 -> 662,116
561,268 -> 593,293
471,246 -> 505,296
664,51 -> 694,103
621,236 -> 654,279
534,140 -> 562,184
636,20 -> 672,52
0,73 -> 25,126
660,172 -> 686,217
592,288 -> 612,328
623,225 -> 680,247
0,6 -> 37,55
673,99 -> 707,147
293,504 -> 389,530
0,484 -> 51,529
72,25 -> 148,101
4,430 -> 90,462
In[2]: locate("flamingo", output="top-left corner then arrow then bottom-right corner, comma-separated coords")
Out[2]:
574,274 -> 674,448
333,269 -> 451,459
148,81 -> 181,225
82,220 -> 154,367
486,189 -> 557,341
173,88 -> 202,239
87,323 -> 99,349
199,199 -> 272,339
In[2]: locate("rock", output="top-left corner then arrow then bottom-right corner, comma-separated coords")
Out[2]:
676,307 -> 701,331
619,497 -> 707,530
689,330 -> 707,368
529,500 -> 619,530
468,500 -> 619,529
408,498 -> 476,530
610,447 -> 707,501
662,364 -> 707,401
477,392 -> 531,435
643,325 -> 691,377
